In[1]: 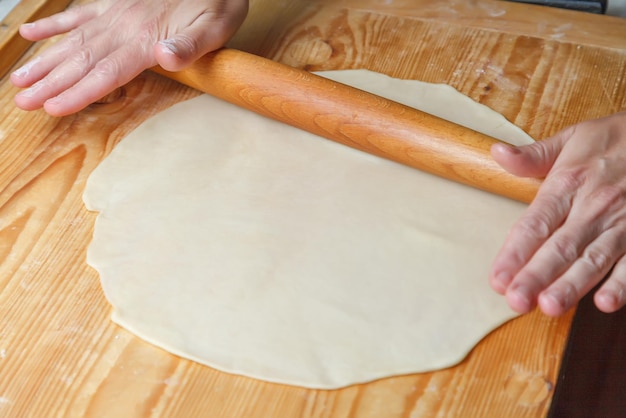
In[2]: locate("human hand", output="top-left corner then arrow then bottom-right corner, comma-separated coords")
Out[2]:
11,0 -> 248,116
489,111 -> 626,316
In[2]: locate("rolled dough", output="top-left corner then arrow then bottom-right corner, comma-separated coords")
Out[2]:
84,70 -> 531,389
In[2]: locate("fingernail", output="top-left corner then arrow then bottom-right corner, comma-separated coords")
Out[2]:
504,144 -> 522,155
12,66 -> 28,78
21,22 -> 35,29
16,80 -> 43,98
17,88 -> 35,98
12,57 -> 40,78
159,39 -> 178,55
540,289 -> 573,316
12,64 -> 32,79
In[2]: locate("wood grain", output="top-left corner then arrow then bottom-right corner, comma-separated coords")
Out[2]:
0,0 -> 74,80
0,1 -> 624,417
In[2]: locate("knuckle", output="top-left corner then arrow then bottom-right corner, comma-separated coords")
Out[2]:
590,184 -> 625,212
551,236 -> 579,263
175,34 -> 201,57
582,247 -> 613,272
518,269 -> 545,286
137,19 -> 159,43
71,48 -> 95,69
137,28 -> 156,46
514,214 -> 552,241
93,57 -> 121,83
531,141 -> 552,165
65,28 -> 86,48
556,280 -> 578,307
550,168 -> 585,195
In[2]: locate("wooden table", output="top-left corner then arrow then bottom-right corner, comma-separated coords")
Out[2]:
0,1 -> 624,417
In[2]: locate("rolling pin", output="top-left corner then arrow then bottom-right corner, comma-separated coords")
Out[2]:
152,48 -> 541,203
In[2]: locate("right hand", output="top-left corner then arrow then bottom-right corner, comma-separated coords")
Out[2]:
490,111 -> 626,317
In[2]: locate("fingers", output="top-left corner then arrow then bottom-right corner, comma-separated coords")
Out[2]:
13,2 -> 161,112
12,0 -> 249,116
505,227 -> 590,314
19,3 -> 102,41
495,180 -> 624,315
155,0 -> 249,71
491,126 -> 573,178
44,43 -> 156,116
490,166 -> 614,314
538,228 -> 626,316
489,114 -> 626,317
595,257 -> 626,313
12,27 -> 90,88
12,4 -> 111,89
492,163 -> 626,316
489,173 -> 576,297
14,31 -> 118,110
14,7 -> 158,115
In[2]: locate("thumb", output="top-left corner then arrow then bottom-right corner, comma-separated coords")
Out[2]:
155,3 -> 248,72
491,128 -> 571,178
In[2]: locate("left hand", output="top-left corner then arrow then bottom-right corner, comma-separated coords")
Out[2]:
10,0 -> 248,116
489,111 -> 626,316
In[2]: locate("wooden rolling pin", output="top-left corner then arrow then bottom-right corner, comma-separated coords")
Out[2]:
152,48 -> 541,203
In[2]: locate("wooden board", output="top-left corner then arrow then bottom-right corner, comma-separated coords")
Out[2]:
0,0 -> 74,79
0,1 -> 624,417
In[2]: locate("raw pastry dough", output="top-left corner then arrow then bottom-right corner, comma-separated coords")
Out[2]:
84,70 -> 531,389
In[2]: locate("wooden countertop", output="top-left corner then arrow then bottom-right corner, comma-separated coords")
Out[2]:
0,1 -> 624,417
